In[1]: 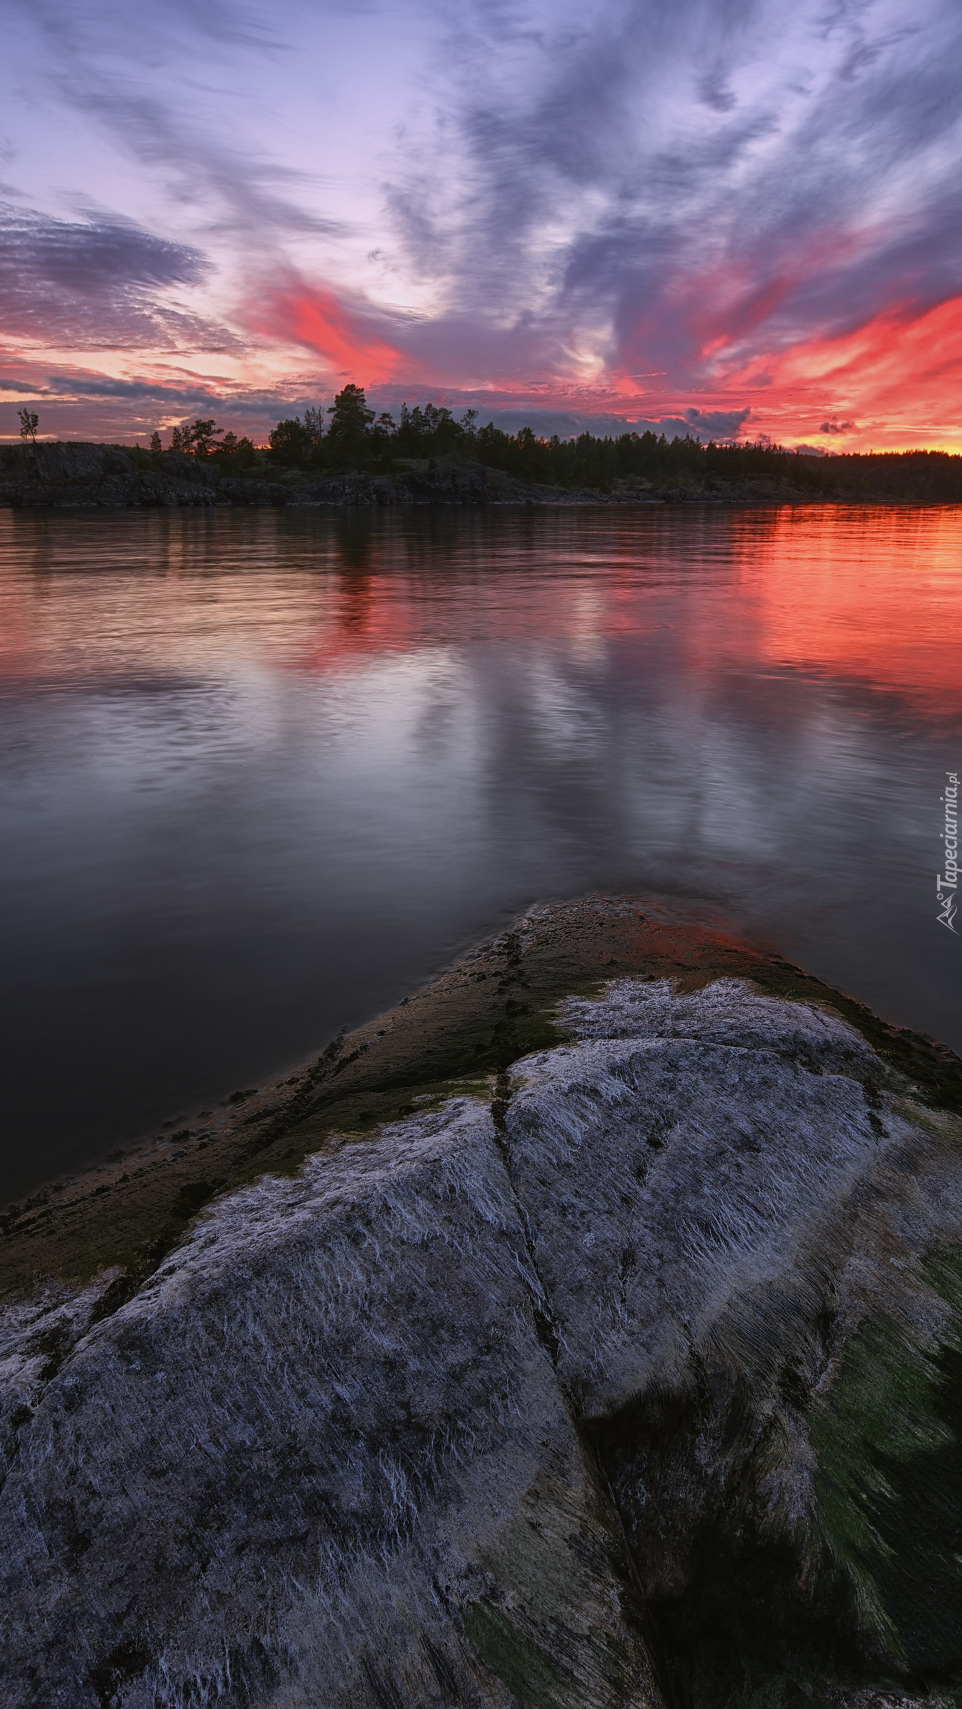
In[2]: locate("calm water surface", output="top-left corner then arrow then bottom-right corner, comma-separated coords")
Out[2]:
1,503 -> 959,1199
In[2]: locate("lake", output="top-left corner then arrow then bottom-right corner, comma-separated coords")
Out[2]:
0,502 -> 959,1201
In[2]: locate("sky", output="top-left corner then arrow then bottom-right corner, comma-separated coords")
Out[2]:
2,0 -> 962,450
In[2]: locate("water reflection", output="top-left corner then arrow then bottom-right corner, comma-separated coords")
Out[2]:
0,503 -> 958,1198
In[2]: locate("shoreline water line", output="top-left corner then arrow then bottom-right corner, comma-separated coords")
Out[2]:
3,893 -> 960,1302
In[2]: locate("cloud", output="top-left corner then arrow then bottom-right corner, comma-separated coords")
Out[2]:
3,0 -> 962,444
7,0 -> 346,246
64,88 -> 342,248
480,406 -> 751,441
240,276 -> 402,384
40,374 -> 229,403
0,202 -> 238,350
683,406 -> 752,440
0,360 -> 335,443
724,292 -> 962,444
383,0 -> 962,420
0,203 -> 205,297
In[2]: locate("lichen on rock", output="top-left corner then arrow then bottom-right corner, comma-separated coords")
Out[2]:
2,940 -> 962,1709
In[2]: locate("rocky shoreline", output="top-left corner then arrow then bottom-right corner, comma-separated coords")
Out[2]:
3,896 -> 962,1708
1,440 -> 839,510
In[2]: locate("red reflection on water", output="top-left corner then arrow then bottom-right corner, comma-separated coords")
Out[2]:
716,507 -> 962,713
1,508 -> 960,721
288,508 -> 962,719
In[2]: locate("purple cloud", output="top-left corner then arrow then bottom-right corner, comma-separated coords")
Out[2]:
1,0 -> 962,443
0,202 -> 236,349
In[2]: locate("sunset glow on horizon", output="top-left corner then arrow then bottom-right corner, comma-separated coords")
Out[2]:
3,0 -> 962,452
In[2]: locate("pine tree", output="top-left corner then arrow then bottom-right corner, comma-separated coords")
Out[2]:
303,407 -> 325,444
184,419 -> 221,457
325,384 -> 375,465
268,418 -> 313,463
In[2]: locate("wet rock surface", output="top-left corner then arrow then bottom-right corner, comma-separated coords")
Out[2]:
2,908 -> 962,1708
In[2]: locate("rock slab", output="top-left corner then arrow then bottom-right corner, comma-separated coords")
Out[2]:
2,975 -> 962,1708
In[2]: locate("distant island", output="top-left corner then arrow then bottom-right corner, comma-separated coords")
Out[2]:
4,383 -> 962,509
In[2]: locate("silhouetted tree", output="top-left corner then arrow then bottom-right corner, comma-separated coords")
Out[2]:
214,429 -> 258,471
18,408 -> 38,442
268,418 -> 313,464
371,411 -> 396,463
325,384 -> 375,465
302,407 -> 325,444
267,408 -> 326,466
393,402 -> 469,458
149,431 -> 162,455
181,418 -> 222,457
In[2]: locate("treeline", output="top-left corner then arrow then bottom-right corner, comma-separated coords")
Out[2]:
800,450 -> 962,503
151,383 -> 962,501
261,385 -> 819,489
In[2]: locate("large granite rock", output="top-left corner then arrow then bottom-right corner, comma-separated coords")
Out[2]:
2,970 -> 961,1708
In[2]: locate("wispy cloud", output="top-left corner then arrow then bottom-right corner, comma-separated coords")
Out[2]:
240,274 -> 403,383
2,0 -> 962,445
480,406 -> 752,441
395,1 -> 962,383
0,202 -> 234,349
5,0 -> 347,245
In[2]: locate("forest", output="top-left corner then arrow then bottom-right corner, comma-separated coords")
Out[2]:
160,383 -> 962,502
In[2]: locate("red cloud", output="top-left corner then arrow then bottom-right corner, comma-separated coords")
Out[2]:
714,294 -> 962,448
617,230 -> 861,383
611,271 -> 962,450
225,262 -> 962,452
243,277 -> 401,385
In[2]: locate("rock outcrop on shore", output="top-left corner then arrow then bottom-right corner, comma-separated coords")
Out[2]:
0,441 -> 817,510
2,903 -> 962,1709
